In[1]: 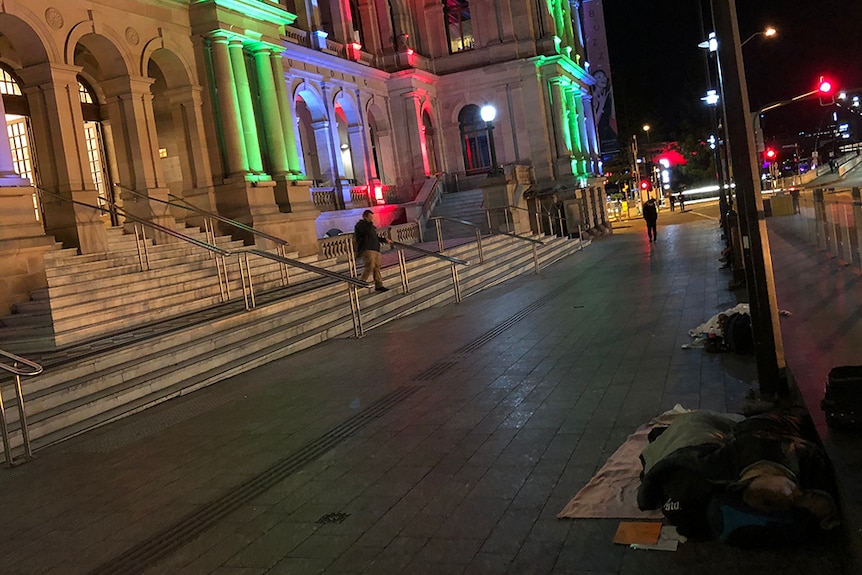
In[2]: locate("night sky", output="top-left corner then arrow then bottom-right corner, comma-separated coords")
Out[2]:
602,0 -> 862,145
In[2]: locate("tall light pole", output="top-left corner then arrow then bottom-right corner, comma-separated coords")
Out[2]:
642,124 -> 651,144
711,0 -> 785,397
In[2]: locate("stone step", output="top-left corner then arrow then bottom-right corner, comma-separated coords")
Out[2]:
0,234 -> 588,452
10,299 -> 51,315
43,250 -> 106,266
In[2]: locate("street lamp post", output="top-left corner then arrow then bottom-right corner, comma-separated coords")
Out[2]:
711,0 -> 785,397
480,104 -> 501,175
741,26 -> 777,47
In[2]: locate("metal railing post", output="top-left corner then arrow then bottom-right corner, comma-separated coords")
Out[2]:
134,224 -> 150,271
532,244 -> 540,274
0,383 -> 12,467
348,284 -> 364,337
435,218 -> 444,252
450,262 -> 462,303
475,228 -> 484,264
13,374 -> 32,460
0,351 -> 42,467
238,253 -> 255,310
398,249 -> 409,293
277,245 -> 290,285
841,204 -> 853,264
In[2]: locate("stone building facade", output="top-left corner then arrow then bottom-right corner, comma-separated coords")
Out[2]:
0,0 -> 604,316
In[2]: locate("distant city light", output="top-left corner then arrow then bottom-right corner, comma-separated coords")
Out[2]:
702,89 -> 719,106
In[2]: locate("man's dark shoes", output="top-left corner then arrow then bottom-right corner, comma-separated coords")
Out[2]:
375,286 -> 389,292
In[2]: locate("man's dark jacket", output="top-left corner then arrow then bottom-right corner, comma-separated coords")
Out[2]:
354,219 -> 384,254
643,202 -> 658,222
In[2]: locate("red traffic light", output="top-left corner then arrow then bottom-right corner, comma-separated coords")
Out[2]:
764,147 -> 777,161
640,180 -> 650,191
818,76 -> 836,106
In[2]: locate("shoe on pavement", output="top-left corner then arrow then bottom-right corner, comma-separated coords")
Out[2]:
375,286 -> 389,292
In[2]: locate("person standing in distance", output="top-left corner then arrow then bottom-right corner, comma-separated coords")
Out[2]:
354,209 -> 392,292
643,197 -> 658,242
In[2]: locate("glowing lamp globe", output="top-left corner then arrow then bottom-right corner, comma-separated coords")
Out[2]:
480,104 -> 497,123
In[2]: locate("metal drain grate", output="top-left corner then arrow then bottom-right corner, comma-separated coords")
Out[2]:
317,512 -> 350,524
88,385 -> 419,575
412,361 -> 459,381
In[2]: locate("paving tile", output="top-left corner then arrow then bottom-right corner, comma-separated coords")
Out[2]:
0,215 -> 857,575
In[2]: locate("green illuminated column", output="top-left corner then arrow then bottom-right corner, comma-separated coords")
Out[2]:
564,85 -> 585,174
252,44 -> 289,175
270,49 -> 302,175
209,33 -> 247,174
549,80 -> 571,159
228,38 -> 264,174
562,85 -> 583,174
576,91 -> 593,173
562,0 -> 576,53
549,0 -> 565,45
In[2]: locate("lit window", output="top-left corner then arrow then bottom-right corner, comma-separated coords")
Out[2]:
78,82 -> 94,104
443,0 -> 474,54
0,68 -> 22,96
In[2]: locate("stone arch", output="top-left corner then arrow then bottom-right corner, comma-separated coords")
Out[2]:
365,99 -> 392,184
0,14 -> 58,231
73,32 -> 132,82
0,11 -> 57,66
294,81 -> 329,182
145,45 -> 203,215
332,89 -> 363,182
333,88 -> 360,126
294,81 -> 326,122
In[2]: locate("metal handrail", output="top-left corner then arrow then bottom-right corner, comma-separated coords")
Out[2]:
36,187 -> 230,257
240,248 -> 370,288
429,214 -> 544,276
389,240 -> 470,301
390,241 -> 469,266
0,349 -> 41,466
116,183 -> 294,287
483,205 -> 547,242
36,187 -> 371,336
114,183 -> 291,249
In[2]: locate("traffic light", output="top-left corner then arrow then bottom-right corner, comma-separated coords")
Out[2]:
640,180 -> 650,191
764,147 -> 777,162
818,76 -> 835,106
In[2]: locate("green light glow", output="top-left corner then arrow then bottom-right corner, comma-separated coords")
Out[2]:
246,174 -> 272,183
193,0 -> 297,26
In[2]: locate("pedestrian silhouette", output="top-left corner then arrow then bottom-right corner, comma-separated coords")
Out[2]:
643,198 -> 658,242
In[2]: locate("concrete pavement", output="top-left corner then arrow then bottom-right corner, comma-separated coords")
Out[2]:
0,206 -> 854,575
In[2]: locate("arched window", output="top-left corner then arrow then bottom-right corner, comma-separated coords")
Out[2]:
0,64 -> 38,221
443,0 -> 474,53
0,65 -> 34,185
458,105 -> 491,173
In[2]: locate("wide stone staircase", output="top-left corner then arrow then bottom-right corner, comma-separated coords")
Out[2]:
426,189 -> 487,238
0,221 -> 589,458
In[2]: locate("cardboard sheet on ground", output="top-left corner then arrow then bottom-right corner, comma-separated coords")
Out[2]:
612,521 -> 662,545
557,406 -> 689,519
